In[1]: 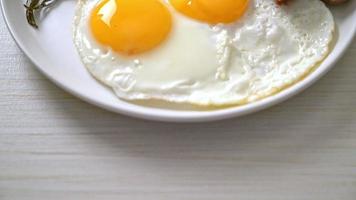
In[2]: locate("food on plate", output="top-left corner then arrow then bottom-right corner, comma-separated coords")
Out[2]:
89,0 -> 172,55
275,0 -> 288,5
25,0 -> 348,29
169,0 -> 249,24
322,0 -> 349,5
73,0 -> 335,106
277,0 -> 349,5
25,0 -> 56,28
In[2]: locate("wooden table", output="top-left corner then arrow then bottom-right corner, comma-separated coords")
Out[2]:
0,15 -> 355,200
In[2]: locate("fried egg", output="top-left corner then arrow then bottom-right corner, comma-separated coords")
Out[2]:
74,0 -> 334,106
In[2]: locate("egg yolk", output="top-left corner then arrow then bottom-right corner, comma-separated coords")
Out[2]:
90,0 -> 172,55
169,0 -> 249,24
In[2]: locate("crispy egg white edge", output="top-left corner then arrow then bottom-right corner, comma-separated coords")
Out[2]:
245,0 -> 335,104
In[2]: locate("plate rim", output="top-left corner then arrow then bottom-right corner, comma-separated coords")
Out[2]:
1,0 -> 356,123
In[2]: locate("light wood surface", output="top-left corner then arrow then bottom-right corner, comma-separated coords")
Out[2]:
0,15 -> 356,200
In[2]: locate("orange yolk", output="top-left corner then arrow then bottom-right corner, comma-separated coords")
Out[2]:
169,0 -> 249,24
90,0 -> 172,55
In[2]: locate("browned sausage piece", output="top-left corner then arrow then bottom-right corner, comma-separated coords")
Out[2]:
322,0 -> 349,5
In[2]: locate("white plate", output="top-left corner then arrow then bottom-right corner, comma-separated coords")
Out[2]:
1,0 -> 355,122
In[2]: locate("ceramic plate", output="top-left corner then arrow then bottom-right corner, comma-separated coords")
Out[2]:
1,0 -> 355,122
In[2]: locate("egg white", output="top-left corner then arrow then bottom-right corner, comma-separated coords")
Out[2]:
74,0 -> 334,106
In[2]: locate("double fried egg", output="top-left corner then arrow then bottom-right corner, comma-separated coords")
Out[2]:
74,0 -> 334,106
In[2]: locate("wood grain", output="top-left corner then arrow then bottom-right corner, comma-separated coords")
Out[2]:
0,16 -> 356,200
